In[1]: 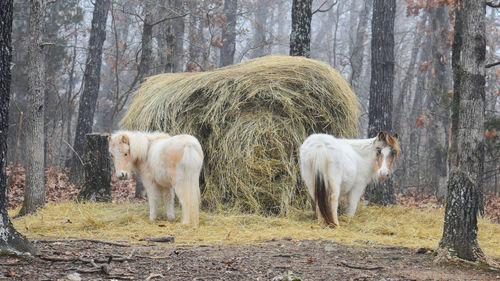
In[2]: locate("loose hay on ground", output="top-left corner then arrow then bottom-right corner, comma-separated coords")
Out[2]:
11,202 -> 500,258
120,55 -> 359,215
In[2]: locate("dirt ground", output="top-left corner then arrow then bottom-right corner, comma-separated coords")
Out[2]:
1,239 -> 499,281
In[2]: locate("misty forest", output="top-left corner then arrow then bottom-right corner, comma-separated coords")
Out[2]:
0,0 -> 499,280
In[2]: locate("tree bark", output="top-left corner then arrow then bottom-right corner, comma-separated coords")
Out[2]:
365,0 -> 396,205
438,0 -> 486,262
69,0 -> 110,184
289,0 -> 312,58
220,0 -> 238,67
18,0 -> 47,216
0,0 -> 37,255
77,134 -> 111,202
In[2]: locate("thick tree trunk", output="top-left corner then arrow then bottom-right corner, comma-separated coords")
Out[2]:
77,134 -> 111,202
220,0 -> 237,67
289,0 -> 312,58
18,0 -> 47,216
0,0 -> 37,255
365,0 -> 396,205
438,0 -> 486,262
69,0 -> 110,184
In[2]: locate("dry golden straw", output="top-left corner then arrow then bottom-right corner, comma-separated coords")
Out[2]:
11,202 -> 500,258
121,55 -> 360,215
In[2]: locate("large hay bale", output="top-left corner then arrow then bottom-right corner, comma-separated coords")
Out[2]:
121,55 -> 359,215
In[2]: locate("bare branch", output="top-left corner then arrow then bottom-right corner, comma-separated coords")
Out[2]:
485,61 -> 500,68
150,12 -> 189,27
313,0 -> 338,15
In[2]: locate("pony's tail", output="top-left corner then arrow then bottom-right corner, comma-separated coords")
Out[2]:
314,172 -> 335,227
177,143 -> 203,226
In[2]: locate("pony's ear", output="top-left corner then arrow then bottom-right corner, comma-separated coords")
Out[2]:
376,132 -> 386,141
107,135 -> 111,143
120,134 -> 129,144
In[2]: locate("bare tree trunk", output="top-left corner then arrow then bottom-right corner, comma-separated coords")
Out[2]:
172,0 -> 185,72
186,0 -> 199,70
393,16 -> 425,189
406,18 -> 432,191
69,0 -> 110,184
365,0 -> 396,205
331,1 -> 343,68
349,0 -> 372,95
0,0 -> 37,255
250,0 -> 268,59
428,5 -> 451,202
63,31 -> 77,168
138,1 -> 154,79
289,0 -> 312,58
438,0 -> 486,263
393,15 -> 425,135
18,0 -> 47,216
220,0 -> 237,67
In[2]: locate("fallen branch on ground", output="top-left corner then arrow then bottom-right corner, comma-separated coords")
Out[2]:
338,261 -> 384,270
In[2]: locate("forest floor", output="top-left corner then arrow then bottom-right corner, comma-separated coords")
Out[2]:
2,166 -> 500,281
2,238 -> 500,281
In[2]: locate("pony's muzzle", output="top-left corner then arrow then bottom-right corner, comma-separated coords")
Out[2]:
377,169 -> 389,180
116,171 -> 130,180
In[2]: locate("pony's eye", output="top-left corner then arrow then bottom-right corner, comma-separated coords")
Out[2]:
391,150 -> 397,156
376,148 -> 381,155
124,153 -> 128,156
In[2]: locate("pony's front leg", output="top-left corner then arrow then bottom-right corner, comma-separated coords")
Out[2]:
346,185 -> 364,217
143,179 -> 161,220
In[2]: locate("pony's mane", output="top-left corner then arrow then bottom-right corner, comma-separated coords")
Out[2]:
113,131 -> 149,162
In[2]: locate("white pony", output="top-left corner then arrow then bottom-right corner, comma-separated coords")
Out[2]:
109,131 -> 203,226
299,132 -> 399,227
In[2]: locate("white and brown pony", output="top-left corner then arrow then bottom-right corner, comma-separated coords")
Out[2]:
299,132 -> 399,227
109,131 -> 203,226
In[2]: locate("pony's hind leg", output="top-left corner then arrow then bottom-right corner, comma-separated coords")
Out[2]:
163,187 -> 175,221
327,175 -> 341,227
329,187 -> 340,227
